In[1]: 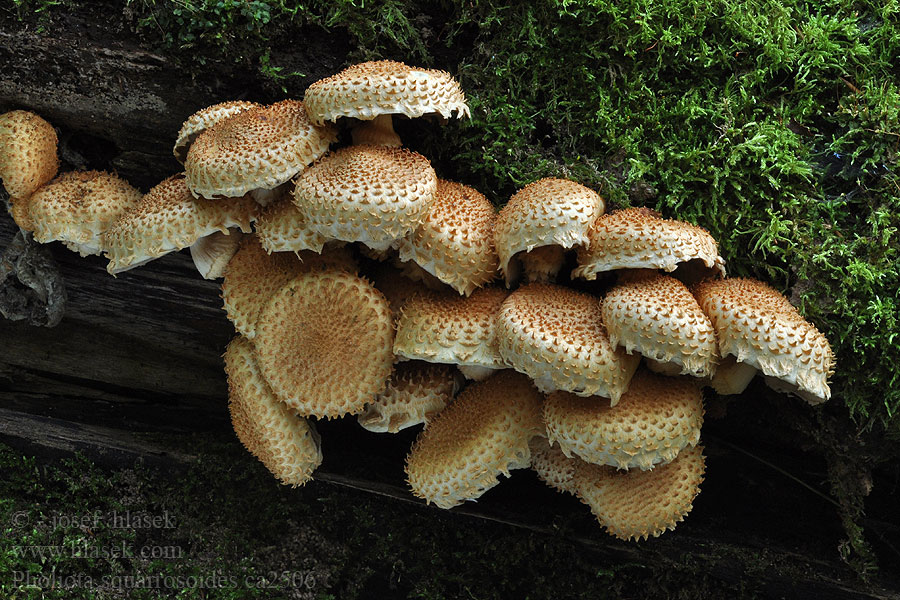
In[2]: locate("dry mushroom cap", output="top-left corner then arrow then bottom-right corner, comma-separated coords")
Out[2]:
529,436 -> 580,496
495,284 -> 640,403
405,370 -> 544,509
293,145 -> 437,252
29,171 -> 142,256
103,174 -> 257,275
693,278 -> 835,404
602,271 -> 719,378
543,370 -> 704,471
572,208 -> 726,281
255,193 -> 327,254
574,444 -> 706,541
225,335 -> 323,486
395,179 -> 498,296
0,110 -> 59,201
358,361 -> 462,433
173,100 -> 262,164
494,178 -> 605,283
185,100 -> 335,200
253,270 -> 394,419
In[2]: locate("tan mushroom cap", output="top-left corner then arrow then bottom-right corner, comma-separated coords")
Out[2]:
225,335 -> 323,486
543,370 -> 704,471
693,278 -> 834,404
395,179 -> 498,296
29,171 -> 142,256
572,208 -> 726,281
293,145 -> 437,252
173,100 -> 262,164
529,436 -> 580,496
358,361 -> 462,433
185,100 -> 336,200
495,284 -> 640,403
253,270 -> 394,419
494,178 -> 605,282
393,286 -> 508,377
574,444 -> 706,541
0,110 -> 59,200
602,271 -> 719,378
103,174 -> 257,275
255,193 -> 327,254
405,370 -> 544,509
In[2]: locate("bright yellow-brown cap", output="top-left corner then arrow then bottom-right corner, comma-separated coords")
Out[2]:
0,110 -> 58,200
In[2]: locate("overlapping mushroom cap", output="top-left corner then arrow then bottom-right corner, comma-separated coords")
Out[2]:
405,370 -> 544,509
173,100 -> 262,164
0,110 -> 59,205
693,277 -> 834,404
529,436 -> 580,496
254,193 -> 327,254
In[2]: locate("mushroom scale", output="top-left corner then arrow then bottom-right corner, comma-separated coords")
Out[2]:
255,193 -> 328,254
528,436 -> 580,496
173,100 -> 262,164
0,110 -> 59,201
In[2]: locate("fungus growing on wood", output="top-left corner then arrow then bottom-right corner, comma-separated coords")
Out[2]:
0,110 -> 59,204
173,100 -> 262,164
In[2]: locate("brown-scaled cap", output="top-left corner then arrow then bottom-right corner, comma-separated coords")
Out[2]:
529,436 -> 580,496
0,110 -> 59,200
173,101 -> 262,164
255,192 -> 327,254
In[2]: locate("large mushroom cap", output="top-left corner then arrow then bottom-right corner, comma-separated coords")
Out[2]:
0,110 -> 59,201
173,100 -> 262,164
693,277 -> 834,404
225,335 -> 323,486
255,193 -> 327,254
529,436 -> 580,496
495,283 -> 640,403
405,370 -> 544,509
253,270 -> 394,419
394,179 -> 498,296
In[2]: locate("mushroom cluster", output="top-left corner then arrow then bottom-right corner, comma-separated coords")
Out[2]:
0,60 -> 835,542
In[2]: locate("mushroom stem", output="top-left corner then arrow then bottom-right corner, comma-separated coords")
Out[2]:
458,365 -> 497,381
646,358 -> 684,377
709,356 -> 758,395
352,114 -> 402,147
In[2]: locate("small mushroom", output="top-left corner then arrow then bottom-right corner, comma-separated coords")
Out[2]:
0,110 -> 59,206
254,193 -> 328,254
528,436 -> 580,496
173,100 -> 262,164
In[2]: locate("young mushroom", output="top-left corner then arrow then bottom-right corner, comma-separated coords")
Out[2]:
0,110 -> 59,229
173,101 -> 262,164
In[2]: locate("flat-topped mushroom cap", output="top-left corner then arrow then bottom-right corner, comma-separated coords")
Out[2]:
304,60 -> 470,124
393,286 -> 508,373
255,193 -> 328,254
405,370 -> 544,509
395,179 -> 498,296
29,170 -> 142,256
253,270 -> 394,419
529,436 -> 580,496
544,370 -> 704,471
496,284 -> 640,404
293,145 -> 437,251
225,335 -> 323,486
0,110 -> 59,200
495,178 -> 605,282
185,100 -> 335,199
572,208 -> 726,281
103,173 -> 257,274
602,271 -> 719,378
358,361 -> 462,434
173,100 -> 262,164
574,444 -> 705,541
693,277 -> 834,404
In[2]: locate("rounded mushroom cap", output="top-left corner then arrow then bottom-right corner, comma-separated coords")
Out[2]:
574,444 -> 706,541
495,283 -> 640,403
185,100 -> 336,199
693,277 -> 834,404
494,178 -> 605,282
572,208 -> 726,281
173,100 -> 262,164
304,60 -> 470,124
253,270 -> 394,419
405,370 -> 544,509
29,171 -> 142,256
529,436 -> 580,496
255,193 -> 327,254
225,335 -> 323,486
602,271 -> 719,378
293,145 -> 437,251
0,110 -> 59,200
395,179 -> 498,296
543,370 -> 704,471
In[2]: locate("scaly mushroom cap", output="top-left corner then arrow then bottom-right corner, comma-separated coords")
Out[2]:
395,179 -> 498,296
185,100 -> 335,200
0,110 -> 59,200
495,284 -> 640,403
253,270 -> 394,419
293,145 -> 437,252
602,271 -> 719,378
405,370 -> 544,509
494,178 -> 605,282
173,100 -> 262,164
255,193 -> 327,254
29,171 -> 142,256
358,361 -> 462,433
393,286 -> 508,375
574,444 -> 706,541
572,208 -> 726,281
304,60 -> 470,125
543,370 -> 704,471
693,278 -> 834,404
103,174 -> 257,274
529,436 -> 580,496
225,335 -> 323,486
